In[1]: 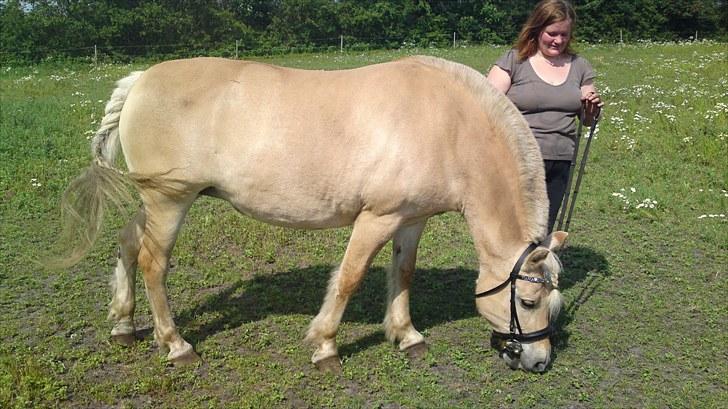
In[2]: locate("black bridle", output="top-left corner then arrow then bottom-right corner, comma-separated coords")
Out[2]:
475,242 -> 554,358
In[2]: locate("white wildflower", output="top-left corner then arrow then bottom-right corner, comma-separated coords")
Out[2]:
636,199 -> 658,209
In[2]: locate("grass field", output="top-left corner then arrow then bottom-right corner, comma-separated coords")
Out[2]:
1,42 -> 726,408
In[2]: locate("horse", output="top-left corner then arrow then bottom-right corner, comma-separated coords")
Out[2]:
54,55 -> 567,373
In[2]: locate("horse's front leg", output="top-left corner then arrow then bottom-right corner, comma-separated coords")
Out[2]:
384,221 -> 427,358
306,211 -> 401,373
108,210 -> 145,345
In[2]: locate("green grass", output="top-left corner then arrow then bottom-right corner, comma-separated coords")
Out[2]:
1,42 -> 726,408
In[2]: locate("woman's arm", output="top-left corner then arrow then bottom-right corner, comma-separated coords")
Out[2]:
486,65 -> 512,94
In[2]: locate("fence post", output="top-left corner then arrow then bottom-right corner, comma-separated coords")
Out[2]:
94,45 -> 97,66
695,31 -> 698,41
235,40 -> 239,59
453,32 -> 456,48
620,29 -> 623,44
340,35 -> 343,52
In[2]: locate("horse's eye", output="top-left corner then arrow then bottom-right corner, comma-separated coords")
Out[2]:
520,299 -> 537,309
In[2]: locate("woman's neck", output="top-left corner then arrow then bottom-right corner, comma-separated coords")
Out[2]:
534,51 -> 569,67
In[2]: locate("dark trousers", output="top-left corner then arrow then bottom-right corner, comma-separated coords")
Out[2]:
544,160 -> 572,233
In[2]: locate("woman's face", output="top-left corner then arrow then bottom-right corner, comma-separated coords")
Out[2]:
538,19 -> 572,57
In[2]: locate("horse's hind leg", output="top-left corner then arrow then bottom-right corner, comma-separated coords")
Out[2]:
108,209 -> 145,345
306,211 -> 401,373
384,222 -> 427,358
137,191 -> 198,365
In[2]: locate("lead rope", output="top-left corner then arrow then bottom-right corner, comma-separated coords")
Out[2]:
556,105 -> 584,232
557,104 -> 602,233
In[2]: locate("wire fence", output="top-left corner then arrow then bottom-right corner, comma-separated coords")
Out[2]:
0,30 -> 715,64
1,31 -> 502,58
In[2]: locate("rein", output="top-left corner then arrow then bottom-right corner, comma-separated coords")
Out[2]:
475,242 -> 554,357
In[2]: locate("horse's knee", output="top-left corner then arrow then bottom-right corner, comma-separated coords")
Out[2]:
337,266 -> 367,298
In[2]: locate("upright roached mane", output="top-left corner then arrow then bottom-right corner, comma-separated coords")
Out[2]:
52,55 -> 566,374
409,56 -> 547,241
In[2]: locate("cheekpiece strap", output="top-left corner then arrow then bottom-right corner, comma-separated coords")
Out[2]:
475,242 -> 540,298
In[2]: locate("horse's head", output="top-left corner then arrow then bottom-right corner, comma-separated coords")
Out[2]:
475,232 -> 567,372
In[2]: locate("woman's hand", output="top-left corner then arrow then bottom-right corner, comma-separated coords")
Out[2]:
581,87 -> 603,126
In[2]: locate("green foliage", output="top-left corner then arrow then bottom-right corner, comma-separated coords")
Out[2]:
0,348 -> 69,408
1,0 -> 726,61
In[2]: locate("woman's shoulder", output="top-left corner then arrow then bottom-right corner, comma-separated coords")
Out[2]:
495,48 -> 525,72
502,48 -> 523,62
570,54 -> 594,69
569,54 -> 596,82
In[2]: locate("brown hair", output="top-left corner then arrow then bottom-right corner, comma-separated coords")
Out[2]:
514,0 -> 576,61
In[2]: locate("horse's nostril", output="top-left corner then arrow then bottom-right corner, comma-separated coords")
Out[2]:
534,361 -> 547,372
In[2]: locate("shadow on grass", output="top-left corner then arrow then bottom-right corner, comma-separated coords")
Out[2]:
553,244 -> 610,353
173,244 -> 607,359
174,265 -> 477,348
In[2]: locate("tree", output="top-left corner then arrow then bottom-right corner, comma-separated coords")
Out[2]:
1,0 -> 726,62
658,0 -> 722,39
576,0 -> 666,42
264,0 -> 340,48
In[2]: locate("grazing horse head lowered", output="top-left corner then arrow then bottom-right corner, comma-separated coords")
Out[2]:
52,55 -> 567,373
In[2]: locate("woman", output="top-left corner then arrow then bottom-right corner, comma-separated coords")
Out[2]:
486,0 -> 603,233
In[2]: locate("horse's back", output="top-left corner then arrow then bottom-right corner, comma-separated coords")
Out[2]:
118,57 -> 498,227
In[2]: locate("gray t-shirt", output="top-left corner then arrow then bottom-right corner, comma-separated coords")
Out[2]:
495,49 -> 595,160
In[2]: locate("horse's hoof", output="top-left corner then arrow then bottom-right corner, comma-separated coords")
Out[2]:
404,342 -> 428,360
169,349 -> 201,367
314,356 -> 342,374
111,333 -> 137,346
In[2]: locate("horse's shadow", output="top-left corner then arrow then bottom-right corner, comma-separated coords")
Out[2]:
553,244 -> 610,352
173,244 -> 608,357
175,265 -> 479,356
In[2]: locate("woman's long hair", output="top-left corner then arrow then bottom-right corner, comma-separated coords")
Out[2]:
515,0 -> 577,61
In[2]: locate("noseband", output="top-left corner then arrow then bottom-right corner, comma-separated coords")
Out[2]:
475,242 -> 554,357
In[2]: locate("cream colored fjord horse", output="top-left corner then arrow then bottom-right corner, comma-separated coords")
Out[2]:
55,55 -> 568,373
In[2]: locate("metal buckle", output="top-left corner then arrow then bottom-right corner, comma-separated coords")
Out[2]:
505,340 -> 523,357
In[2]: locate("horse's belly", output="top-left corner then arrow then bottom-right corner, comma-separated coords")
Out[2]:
223,189 -> 360,229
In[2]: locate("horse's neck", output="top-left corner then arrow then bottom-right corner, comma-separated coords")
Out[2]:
464,205 -> 530,290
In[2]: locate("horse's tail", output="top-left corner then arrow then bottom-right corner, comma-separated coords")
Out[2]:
48,71 -> 144,268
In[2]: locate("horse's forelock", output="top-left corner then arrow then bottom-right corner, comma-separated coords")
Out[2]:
548,289 -> 564,323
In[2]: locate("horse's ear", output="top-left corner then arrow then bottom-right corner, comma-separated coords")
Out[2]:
543,231 -> 568,252
524,248 -> 549,271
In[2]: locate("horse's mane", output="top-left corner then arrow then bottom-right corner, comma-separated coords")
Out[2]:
407,55 -> 548,241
